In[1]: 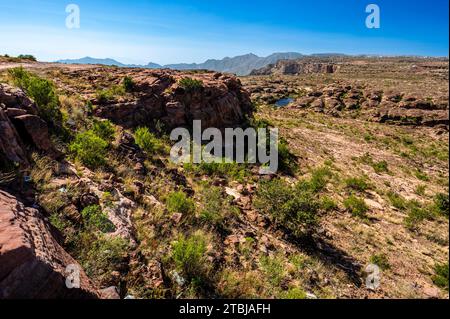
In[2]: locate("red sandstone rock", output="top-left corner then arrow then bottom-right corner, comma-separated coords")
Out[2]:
0,190 -> 99,299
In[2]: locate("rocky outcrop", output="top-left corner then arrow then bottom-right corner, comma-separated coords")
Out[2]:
0,84 -> 58,166
87,69 -> 252,129
0,190 -> 99,299
250,60 -> 338,76
246,79 -> 449,128
0,107 -> 28,165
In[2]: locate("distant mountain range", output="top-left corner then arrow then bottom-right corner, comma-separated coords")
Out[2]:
57,52 -> 342,75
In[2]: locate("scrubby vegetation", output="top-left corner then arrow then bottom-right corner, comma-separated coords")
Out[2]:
17,54 -> 37,61
255,177 -> 322,238
170,231 -> 210,288
8,67 -> 63,130
432,263 -> 449,291
2,58 -> 447,299
134,127 -> 165,154
69,130 -> 109,169
344,195 -> 369,218
96,85 -> 126,103
81,205 -> 115,233
178,77 -> 203,91
166,191 -> 195,214
123,76 -> 135,92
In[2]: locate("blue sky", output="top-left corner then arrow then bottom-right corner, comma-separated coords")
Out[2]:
0,0 -> 448,64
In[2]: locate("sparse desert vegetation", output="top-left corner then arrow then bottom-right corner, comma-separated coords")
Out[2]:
0,55 -> 448,300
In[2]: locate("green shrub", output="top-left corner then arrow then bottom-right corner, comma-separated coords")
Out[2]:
49,213 -> 71,232
433,193 -> 449,218
278,138 -> 297,173
415,170 -> 429,181
8,67 -> 62,128
259,254 -> 285,286
171,232 -> 208,280
279,287 -> 307,299
166,191 -> 195,214
320,196 -> 338,212
432,263 -> 449,291
415,185 -> 426,196
92,119 -> 115,141
345,177 -> 370,192
81,205 -> 115,233
178,77 -> 203,91
200,186 -> 237,228
370,254 -> 390,270
134,127 -> 164,154
404,200 -> 433,229
183,151 -> 250,182
372,160 -> 389,174
255,179 -> 319,237
298,166 -> 332,193
387,191 -> 408,210
344,195 -> 369,218
69,130 -> 108,169
78,233 -> 128,280
123,76 -> 135,92
18,54 -> 37,61
96,85 -> 125,103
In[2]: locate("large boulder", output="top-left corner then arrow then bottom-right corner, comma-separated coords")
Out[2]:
0,84 -> 59,166
0,190 -> 99,299
0,108 -> 28,165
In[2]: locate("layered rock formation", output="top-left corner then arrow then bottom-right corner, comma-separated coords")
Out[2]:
250,60 -> 338,76
245,80 -> 449,128
0,190 -> 99,299
0,84 -> 58,167
54,68 -> 253,130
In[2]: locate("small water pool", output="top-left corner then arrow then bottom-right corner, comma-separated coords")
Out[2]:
275,97 -> 294,107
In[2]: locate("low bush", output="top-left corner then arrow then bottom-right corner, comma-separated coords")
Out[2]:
387,191 -> 408,210
8,67 -> 62,129
166,191 -> 195,214
432,263 -> 449,291
259,254 -> 285,286
278,287 -> 307,299
171,232 -> 208,280
298,166 -> 332,193
199,186 -> 237,228
178,77 -> 203,91
372,160 -> 389,174
81,205 -> 115,233
320,196 -> 338,212
345,177 -> 370,192
123,76 -> 135,92
69,130 -> 109,169
404,200 -> 432,229
96,85 -> 126,103
278,138 -> 297,174
344,195 -> 369,218
134,127 -> 165,154
77,233 -> 129,281
370,254 -> 390,270
92,119 -> 116,141
433,193 -> 449,218
18,54 -> 37,61
255,178 -> 319,237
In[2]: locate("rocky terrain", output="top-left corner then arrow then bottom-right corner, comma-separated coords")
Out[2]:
250,59 -> 338,76
0,55 -> 448,299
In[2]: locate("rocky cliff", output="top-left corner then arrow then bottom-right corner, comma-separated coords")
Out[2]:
250,59 -> 338,76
